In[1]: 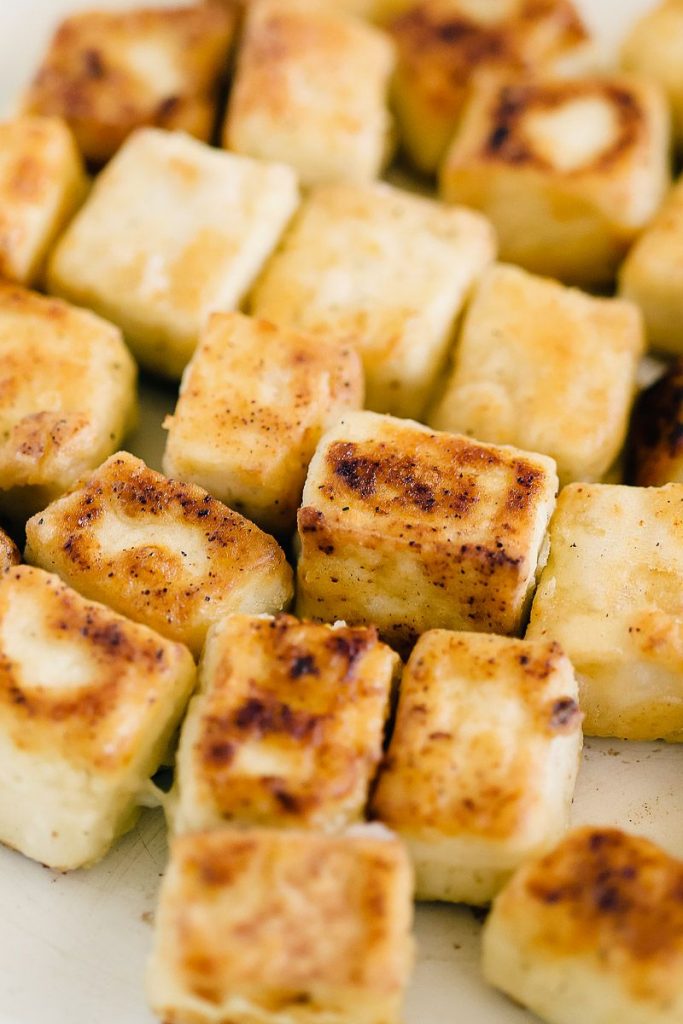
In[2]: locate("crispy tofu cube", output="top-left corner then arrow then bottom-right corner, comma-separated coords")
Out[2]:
440,73 -> 670,286
23,4 -> 236,165
627,359 -> 683,487
0,528 -> 20,572
251,181 -> 495,418
171,613 -> 399,835
24,452 -> 293,657
483,827 -> 683,1024
296,411 -> 558,652
223,0 -> 395,187
163,312 -> 363,535
388,0 -> 590,175
622,0 -> 683,152
147,828 -> 414,1024
371,630 -> 581,904
429,264 -> 645,486
527,482 -> 683,741
0,116 -> 86,286
619,175 -> 683,356
47,128 -> 300,378
0,282 -> 137,520
0,564 -> 195,870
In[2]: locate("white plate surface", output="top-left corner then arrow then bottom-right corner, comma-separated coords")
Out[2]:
0,3 -> 669,1023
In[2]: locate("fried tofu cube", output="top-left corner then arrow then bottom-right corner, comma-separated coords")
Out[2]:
429,264 -> 645,486
47,128 -> 300,378
0,282 -> 137,520
24,452 -> 293,658
440,73 -> 670,286
0,528 -> 20,572
223,0 -> 395,187
171,613 -> 399,835
23,4 -> 236,165
147,828 -> 414,1024
619,175 -> 683,356
0,116 -> 86,286
527,481 -> 683,741
483,827 -> 683,1024
251,181 -> 495,418
388,0 -> 591,175
627,359 -> 683,487
163,312 -> 363,535
371,630 -> 581,904
296,411 -> 558,652
0,564 -> 195,870
622,0 -> 683,152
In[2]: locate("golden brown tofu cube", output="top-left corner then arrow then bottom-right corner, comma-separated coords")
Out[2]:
527,481 -> 683,741
23,3 -> 236,165
440,73 -> 670,286
388,0 -> 591,175
171,613 -> 399,834
483,827 -> 683,1024
0,282 -> 137,520
24,452 -> 293,658
622,0 -> 683,152
147,828 -> 414,1024
620,174 -> 683,356
163,312 -> 363,535
224,0 -> 395,187
296,411 -> 558,652
627,359 -> 683,487
0,116 -> 86,286
47,128 -> 300,378
371,630 -> 581,904
430,264 -> 645,485
251,181 -> 495,418
0,565 -> 195,870
0,529 -> 20,573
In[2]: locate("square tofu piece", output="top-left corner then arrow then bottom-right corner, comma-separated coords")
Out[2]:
627,359 -> 683,487
622,0 -> 683,151
0,282 -> 137,520
371,630 -> 582,904
440,73 -> 670,286
620,175 -> 683,356
527,482 -> 683,741
429,264 -> 645,486
251,181 -> 495,418
0,116 -> 86,286
483,827 -> 683,1024
24,452 -> 293,658
22,4 -> 236,165
0,565 -> 195,870
147,828 -> 414,1024
47,128 -> 299,378
388,0 -> 591,175
171,613 -> 399,835
296,411 -> 558,652
163,312 -> 363,535
223,0 -> 395,187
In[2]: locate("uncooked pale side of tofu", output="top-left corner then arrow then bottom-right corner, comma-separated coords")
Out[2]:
24,452 -> 293,658
527,481 -> 683,741
0,565 -> 195,870
483,827 -> 683,1024
371,629 -> 582,904
163,312 -> 363,535
47,128 -> 300,378
147,828 -> 414,1024
296,410 -> 558,652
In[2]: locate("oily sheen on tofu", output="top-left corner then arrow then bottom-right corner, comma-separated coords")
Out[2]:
24,452 -> 293,657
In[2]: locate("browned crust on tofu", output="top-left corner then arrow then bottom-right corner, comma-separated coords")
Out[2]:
24,4 -> 236,162
0,529 -> 20,573
480,79 -> 646,173
505,827 -> 683,1002
0,565 -> 192,771
627,359 -> 683,486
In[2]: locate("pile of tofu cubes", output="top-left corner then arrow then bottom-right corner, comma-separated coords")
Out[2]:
2,0 -> 683,1022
